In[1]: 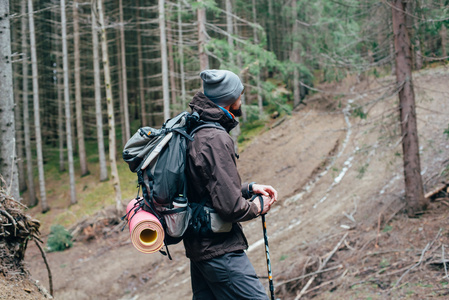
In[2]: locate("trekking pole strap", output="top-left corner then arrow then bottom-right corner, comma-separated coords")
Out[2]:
250,194 -> 264,217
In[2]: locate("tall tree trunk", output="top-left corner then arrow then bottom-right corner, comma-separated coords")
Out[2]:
267,0 -> 274,53
197,1 -> 209,71
391,0 -> 427,217
226,0 -> 239,151
136,0 -> 146,125
234,18 -> 247,122
116,32 -> 126,147
0,0 -> 20,201
390,34 -> 396,75
73,0 -> 89,176
225,0 -> 234,65
97,0 -> 122,213
91,6 -> 108,182
290,0 -> 301,107
252,0 -> 263,114
119,0 -> 130,141
21,0 -> 36,206
414,37 -> 423,70
54,1 -> 65,173
57,54 -> 65,172
159,0 -> 170,120
177,0 -> 186,110
13,22 -> 26,194
28,0 -> 49,212
61,0 -> 77,205
441,24 -> 447,58
166,13 -> 177,113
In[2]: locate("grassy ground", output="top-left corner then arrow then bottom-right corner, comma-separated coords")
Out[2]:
25,139 -> 138,234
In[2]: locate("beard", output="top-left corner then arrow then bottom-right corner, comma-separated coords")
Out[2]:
229,106 -> 242,117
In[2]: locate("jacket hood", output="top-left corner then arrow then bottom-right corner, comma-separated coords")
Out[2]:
189,91 -> 239,132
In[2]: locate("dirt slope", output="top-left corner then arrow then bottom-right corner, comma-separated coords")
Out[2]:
25,66 -> 449,299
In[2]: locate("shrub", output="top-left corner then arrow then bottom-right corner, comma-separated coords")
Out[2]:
46,225 -> 73,252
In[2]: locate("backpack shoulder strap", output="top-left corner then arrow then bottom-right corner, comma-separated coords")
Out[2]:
191,122 -> 225,136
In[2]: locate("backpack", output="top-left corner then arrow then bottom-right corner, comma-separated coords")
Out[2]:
122,111 -> 225,258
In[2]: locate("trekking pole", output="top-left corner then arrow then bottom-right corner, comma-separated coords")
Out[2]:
261,213 -> 275,300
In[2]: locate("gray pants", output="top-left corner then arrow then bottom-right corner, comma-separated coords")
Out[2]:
190,251 -> 269,300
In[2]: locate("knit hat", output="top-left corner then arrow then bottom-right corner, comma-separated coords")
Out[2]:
200,70 -> 244,107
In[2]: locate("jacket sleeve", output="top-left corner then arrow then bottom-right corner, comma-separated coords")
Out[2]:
197,132 -> 259,223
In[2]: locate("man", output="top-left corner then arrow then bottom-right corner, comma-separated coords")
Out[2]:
184,69 -> 278,300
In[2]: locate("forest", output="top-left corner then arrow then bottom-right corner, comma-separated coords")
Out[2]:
2,0 -> 448,211
1,0 -> 449,299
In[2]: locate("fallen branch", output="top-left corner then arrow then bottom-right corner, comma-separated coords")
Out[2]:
392,229 -> 441,289
374,212 -> 382,248
302,269 -> 348,297
0,209 -> 17,236
34,240 -> 53,296
275,264 -> 343,288
443,245 -> 448,279
294,232 -> 348,300
424,183 -> 447,199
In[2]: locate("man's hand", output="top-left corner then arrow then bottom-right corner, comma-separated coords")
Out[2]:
252,184 -> 278,205
254,195 -> 273,215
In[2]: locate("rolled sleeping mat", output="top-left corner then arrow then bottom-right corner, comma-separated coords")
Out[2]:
126,198 -> 165,254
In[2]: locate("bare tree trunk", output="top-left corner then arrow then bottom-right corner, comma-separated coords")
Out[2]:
28,0 -> 49,212
234,18 -> 247,122
13,23 -> 26,194
91,7 -> 108,182
267,0 -> 274,53
390,35 -> 396,75
116,33 -> 126,147
73,0 -> 89,176
97,0 -> 122,213
159,0 -> 170,120
61,0 -> 77,205
391,0 -> 427,216
252,0 -> 263,114
410,1 -> 423,70
57,55 -> 65,173
441,24 -> 447,58
136,0 -> 146,125
197,1 -> 209,71
226,0 -> 239,151
225,0 -> 234,65
414,37 -> 423,70
0,0 -> 20,201
119,0 -> 130,141
290,0 -> 301,107
177,0 -> 186,110
21,0 -> 37,206
166,13 -> 177,113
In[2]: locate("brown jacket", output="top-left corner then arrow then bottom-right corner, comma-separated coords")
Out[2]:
183,92 -> 259,261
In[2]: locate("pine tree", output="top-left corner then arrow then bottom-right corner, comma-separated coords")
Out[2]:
392,0 -> 427,216
73,0 -> 89,177
21,0 -> 37,206
28,0 -> 49,212
118,0 -> 130,141
91,2 -> 108,182
0,0 -> 20,201
61,0 -> 77,205
96,0 -> 122,213
159,0 -> 170,120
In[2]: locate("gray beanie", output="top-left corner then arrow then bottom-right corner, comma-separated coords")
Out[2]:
200,69 -> 244,107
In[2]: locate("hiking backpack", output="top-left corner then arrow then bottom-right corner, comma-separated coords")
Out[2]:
122,111 -> 225,257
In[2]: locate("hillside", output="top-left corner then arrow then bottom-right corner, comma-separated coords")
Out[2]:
22,66 -> 449,299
